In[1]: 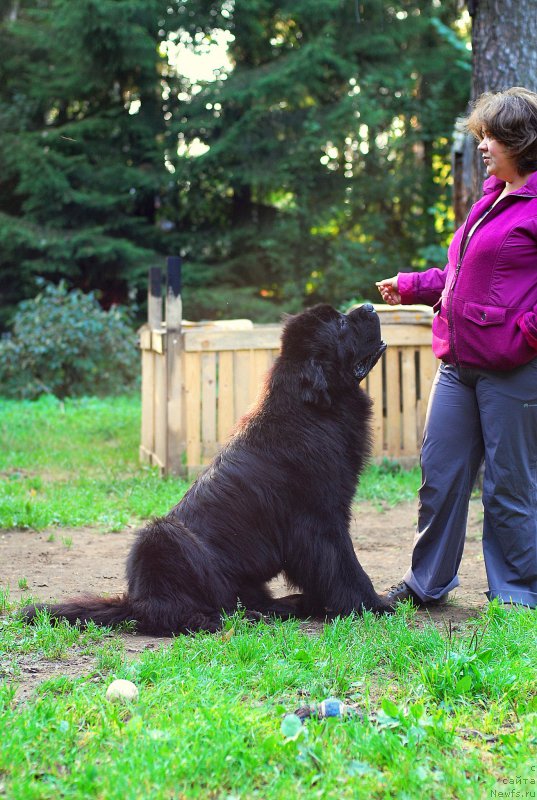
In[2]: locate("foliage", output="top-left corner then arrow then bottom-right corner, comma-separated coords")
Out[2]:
419,619 -> 521,705
0,0 -> 177,328
0,2 -> 471,327
0,606 -> 535,798
169,0 -> 471,320
0,283 -> 139,399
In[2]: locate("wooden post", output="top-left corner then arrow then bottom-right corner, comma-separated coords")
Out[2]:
140,267 -> 162,465
148,266 -> 163,328
165,256 -> 186,475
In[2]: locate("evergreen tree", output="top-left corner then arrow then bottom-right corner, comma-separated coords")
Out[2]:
0,1 -> 471,327
169,0 -> 471,321
0,0 -> 176,328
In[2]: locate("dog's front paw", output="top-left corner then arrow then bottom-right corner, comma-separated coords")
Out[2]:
372,600 -> 396,615
243,609 -> 266,624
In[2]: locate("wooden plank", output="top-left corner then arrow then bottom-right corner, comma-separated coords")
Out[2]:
385,347 -> 401,458
200,352 -> 217,463
139,326 -> 152,351
148,266 -> 162,329
152,330 -> 166,354
183,322 -> 431,352
184,352 -> 201,467
166,330 -> 186,475
217,351 -> 235,443
139,444 -> 153,462
417,348 -> 439,440
373,304 -> 433,325
251,349 -> 271,403
401,348 -> 417,455
234,350 -> 252,421
184,320 -> 432,351
367,357 -> 384,458
153,352 -> 168,471
140,348 -> 155,463
184,326 -> 282,353
150,452 -> 166,472
381,324 -> 433,347
184,352 -> 201,470
183,318 -> 253,331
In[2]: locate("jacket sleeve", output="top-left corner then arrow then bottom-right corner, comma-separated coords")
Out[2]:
397,267 -> 448,307
518,309 -> 537,351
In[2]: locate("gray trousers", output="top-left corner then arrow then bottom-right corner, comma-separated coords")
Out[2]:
404,358 -> 537,608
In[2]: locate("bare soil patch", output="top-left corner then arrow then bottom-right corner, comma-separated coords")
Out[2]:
1,498 -> 488,694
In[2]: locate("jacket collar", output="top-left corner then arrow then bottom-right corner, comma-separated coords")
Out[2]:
483,171 -> 537,197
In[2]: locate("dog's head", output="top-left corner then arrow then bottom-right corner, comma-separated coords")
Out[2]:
280,303 -> 386,408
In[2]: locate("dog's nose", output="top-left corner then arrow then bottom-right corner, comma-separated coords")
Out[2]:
362,303 -> 375,312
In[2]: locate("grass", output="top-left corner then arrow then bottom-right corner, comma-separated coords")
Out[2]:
0,395 -> 190,531
0,394 -> 535,798
0,394 -> 421,531
0,601 -> 535,799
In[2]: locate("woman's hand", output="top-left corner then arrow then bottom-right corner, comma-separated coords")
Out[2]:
375,277 -> 401,306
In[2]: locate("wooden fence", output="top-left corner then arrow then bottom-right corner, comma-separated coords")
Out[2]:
140,259 -> 438,477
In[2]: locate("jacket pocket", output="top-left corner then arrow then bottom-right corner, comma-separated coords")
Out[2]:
463,302 -> 506,327
431,300 -> 450,360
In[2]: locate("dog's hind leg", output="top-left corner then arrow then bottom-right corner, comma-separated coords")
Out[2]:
127,516 -> 237,635
129,597 -> 225,635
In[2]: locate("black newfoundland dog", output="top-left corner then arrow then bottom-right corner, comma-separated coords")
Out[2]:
23,303 -> 390,634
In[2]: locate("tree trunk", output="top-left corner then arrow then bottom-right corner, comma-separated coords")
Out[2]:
455,0 -> 537,222
471,0 -> 537,96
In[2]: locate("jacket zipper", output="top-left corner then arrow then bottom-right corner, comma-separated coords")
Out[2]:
447,209 -> 473,364
445,191 -> 537,364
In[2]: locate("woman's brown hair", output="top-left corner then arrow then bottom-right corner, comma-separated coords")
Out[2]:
465,87 -> 537,175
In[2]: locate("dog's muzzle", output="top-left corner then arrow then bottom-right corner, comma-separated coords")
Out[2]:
353,341 -> 387,382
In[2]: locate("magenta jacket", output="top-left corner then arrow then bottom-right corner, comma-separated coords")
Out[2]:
397,172 -> 537,370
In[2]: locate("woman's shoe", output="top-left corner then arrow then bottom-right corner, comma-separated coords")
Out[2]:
384,580 -> 448,607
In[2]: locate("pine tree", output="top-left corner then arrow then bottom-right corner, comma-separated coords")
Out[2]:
0,0 -> 176,328
0,1 -> 472,326
168,0 -> 471,320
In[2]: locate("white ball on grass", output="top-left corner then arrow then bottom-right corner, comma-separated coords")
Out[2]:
105,679 -> 139,703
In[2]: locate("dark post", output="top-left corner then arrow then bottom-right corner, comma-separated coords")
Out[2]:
165,255 -> 185,475
166,256 -> 182,330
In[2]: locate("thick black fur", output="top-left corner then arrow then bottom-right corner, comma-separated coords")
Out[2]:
22,304 -> 389,635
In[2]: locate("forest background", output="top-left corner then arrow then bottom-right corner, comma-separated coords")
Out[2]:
0,0 -> 473,329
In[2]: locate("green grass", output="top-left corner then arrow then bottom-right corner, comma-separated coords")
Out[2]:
0,601 -> 535,799
1,394 -> 535,798
0,394 -> 421,530
0,395 -> 190,530
355,458 -> 421,506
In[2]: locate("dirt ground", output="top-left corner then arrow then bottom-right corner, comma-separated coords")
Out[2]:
1,498 -> 490,698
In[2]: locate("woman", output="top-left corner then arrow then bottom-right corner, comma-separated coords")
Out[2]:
377,86 -> 537,609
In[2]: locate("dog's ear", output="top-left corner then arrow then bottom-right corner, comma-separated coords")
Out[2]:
300,358 -> 331,409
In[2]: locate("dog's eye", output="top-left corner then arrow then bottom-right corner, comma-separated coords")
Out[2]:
338,317 -> 348,331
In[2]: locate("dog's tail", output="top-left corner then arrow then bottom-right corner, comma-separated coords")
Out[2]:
21,594 -> 135,629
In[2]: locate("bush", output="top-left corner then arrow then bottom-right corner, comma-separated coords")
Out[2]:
0,281 -> 139,399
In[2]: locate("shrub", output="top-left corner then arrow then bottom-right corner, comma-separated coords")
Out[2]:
0,281 -> 139,399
